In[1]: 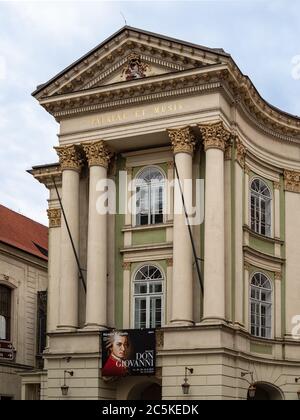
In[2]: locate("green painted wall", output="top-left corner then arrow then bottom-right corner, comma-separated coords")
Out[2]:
250,342 -> 273,355
115,155 -> 125,328
132,228 -> 166,245
249,235 -> 275,255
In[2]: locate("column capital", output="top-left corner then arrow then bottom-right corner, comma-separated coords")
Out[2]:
47,208 -> 61,228
54,144 -> 82,172
284,170 -> 300,193
236,138 -> 247,168
167,126 -> 196,155
82,140 -> 112,168
198,121 -> 231,152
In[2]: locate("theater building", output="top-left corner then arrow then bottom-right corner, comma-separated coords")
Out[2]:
24,27 -> 300,400
0,205 -> 48,400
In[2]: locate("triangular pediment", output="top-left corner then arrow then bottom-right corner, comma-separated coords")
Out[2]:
33,26 -> 229,99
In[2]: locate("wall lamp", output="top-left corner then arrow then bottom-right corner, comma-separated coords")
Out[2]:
61,370 -> 74,396
241,371 -> 256,399
181,367 -> 194,395
295,377 -> 300,400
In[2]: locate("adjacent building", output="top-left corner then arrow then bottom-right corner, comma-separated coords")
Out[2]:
25,26 -> 300,400
0,204 -> 48,400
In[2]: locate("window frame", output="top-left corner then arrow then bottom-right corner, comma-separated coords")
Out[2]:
249,272 -> 273,340
133,166 -> 166,227
249,177 -> 273,237
132,264 -> 165,329
0,284 -> 12,341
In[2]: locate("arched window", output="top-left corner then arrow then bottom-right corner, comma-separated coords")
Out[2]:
135,167 -> 165,226
250,273 -> 272,339
0,285 -> 11,341
250,178 -> 272,236
133,265 -> 164,329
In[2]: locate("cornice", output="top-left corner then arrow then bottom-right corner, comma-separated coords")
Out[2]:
35,32 -> 220,99
243,225 -> 284,245
36,43 -> 300,143
243,245 -> 285,265
28,164 -> 62,189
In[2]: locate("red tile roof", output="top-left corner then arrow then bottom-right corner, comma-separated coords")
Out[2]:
0,205 -> 48,261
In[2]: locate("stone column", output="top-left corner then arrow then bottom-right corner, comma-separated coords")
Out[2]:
46,207 -> 61,332
168,126 -> 195,326
198,122 -> 231,322
82,141 -> 111,329
55,145 -> 82,330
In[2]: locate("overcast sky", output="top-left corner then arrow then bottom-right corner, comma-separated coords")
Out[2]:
0,0 -> 299,225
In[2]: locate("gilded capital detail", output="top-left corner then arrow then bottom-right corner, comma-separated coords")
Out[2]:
284,170 -> 300,193
198,121 -> 232,152
122,261 -> 131,271
236,138 -> 247,168
167,126 -> 196,155
82,140 -> 112,168
55,144 -> 82,172
47,208 -> 61,228
273,181 -> 281,190
274,271 -> 282,281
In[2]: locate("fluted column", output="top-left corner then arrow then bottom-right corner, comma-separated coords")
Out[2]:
168,126 -> 195,326
55,145 -> 82,330
199,122 -> 231,322
82,141 -> 112,329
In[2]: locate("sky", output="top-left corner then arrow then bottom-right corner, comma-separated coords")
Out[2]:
0,0 -> 299,225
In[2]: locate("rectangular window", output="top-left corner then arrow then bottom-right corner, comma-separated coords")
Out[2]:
0,286 -> 11,341
36,291 -> 47,369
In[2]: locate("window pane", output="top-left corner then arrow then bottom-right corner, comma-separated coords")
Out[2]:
0,315 -> 6,340
135,298 -> 147,329
150,297 -> 162,328
134,283 -> 148,294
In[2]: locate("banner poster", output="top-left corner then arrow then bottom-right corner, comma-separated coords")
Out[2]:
101,329 -> 156,377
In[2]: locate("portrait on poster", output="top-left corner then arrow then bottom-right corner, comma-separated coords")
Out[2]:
101,329 -> 156,377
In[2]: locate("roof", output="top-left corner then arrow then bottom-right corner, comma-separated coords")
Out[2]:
32,25 -> 230,96
0,205 -> 48,261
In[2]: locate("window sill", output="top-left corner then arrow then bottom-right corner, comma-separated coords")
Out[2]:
122,222 -> 173,233
243,225 -> 284,245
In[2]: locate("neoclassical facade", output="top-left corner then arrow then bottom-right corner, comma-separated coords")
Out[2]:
24,27 -> 300,400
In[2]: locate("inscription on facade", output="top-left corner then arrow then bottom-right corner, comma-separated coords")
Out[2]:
92,101 -> 184,128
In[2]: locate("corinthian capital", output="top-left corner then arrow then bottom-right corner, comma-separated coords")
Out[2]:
54,144 -> 82,172
198,121 -> 231,152
236,138 -> 247,168
82,140 -> 112,168
47,208 -> 61,228
284,170 -> 300,193
167,126 -> 196,155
